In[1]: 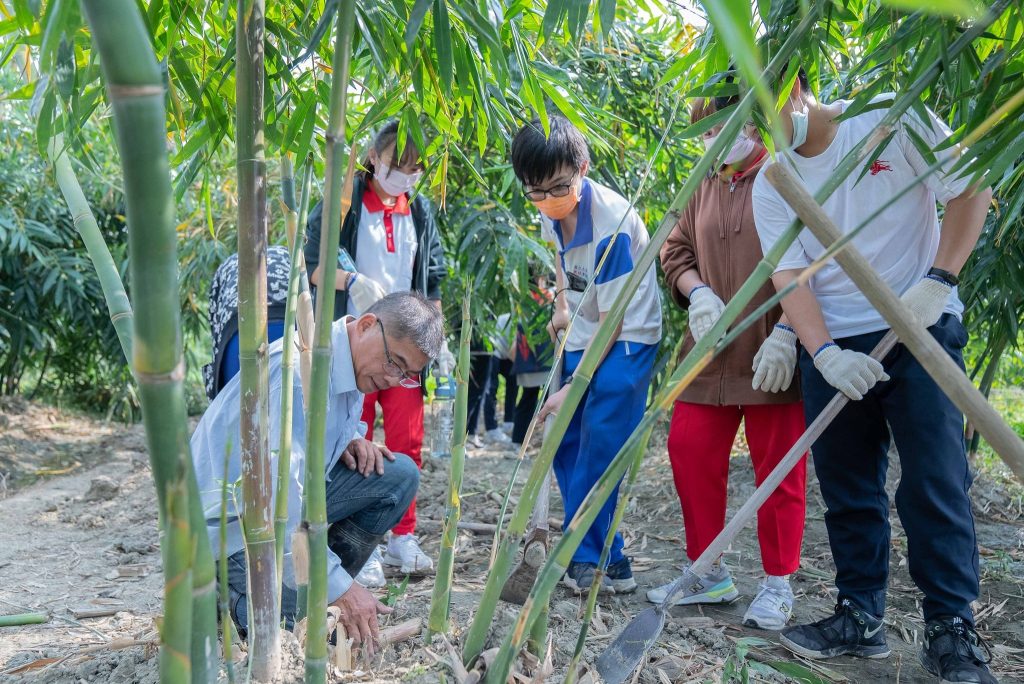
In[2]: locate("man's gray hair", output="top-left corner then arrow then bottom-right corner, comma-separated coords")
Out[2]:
367,292 -> 445,359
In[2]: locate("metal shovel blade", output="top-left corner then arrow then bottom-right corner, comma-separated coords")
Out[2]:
594,606 -> 666,684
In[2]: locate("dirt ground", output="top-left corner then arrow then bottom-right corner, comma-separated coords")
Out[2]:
1,395 -> 1023,683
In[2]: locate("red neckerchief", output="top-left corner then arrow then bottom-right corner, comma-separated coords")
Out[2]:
722,147 -> 768,187
362,188 -> 411,253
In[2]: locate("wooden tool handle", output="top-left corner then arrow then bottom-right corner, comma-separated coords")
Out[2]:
765,162 -> 1024,481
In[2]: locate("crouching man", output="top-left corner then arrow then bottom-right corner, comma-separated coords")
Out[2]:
190,291 -> 444,651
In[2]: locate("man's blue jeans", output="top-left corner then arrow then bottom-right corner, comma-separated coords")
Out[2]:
225,452 -> 418,634
799,314 -> 980,623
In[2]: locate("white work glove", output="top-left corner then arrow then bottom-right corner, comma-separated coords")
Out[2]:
348,274 -> 388,313
437,340 -> 455,376
688,286 -> 726,343
813,344 -> 890,401
752,324 -> 798,393
900,276 -> 952,329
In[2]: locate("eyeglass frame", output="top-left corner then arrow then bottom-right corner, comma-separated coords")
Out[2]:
522,172 -> 578,202
376,319 -> 422,389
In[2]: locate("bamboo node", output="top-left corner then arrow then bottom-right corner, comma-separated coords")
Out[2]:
108,83 -> 165,98
134,358 -> 186,384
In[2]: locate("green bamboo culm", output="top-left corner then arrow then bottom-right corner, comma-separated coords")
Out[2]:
460,5 -> 823,664
78,1 -> 217,681
219,443 -> 237,684
162,475 -> 194,683
303,1 -> 357,680
235,0 -> 280,678
426,293 -> 472,640
48,134 -> 133,362
275,156 -> 315,614
0,613 -> 49,627
563,426 -> 653,684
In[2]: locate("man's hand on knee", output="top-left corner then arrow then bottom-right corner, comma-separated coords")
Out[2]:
342,438 -> 396,477
329,583 -> 393,656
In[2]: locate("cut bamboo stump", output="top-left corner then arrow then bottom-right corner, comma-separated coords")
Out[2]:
765,162 -> 1024,482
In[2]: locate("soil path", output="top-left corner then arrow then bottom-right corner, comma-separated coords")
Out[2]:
1,398 -> 1022,682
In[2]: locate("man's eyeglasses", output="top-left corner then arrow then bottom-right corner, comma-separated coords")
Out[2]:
377,319 -> 421,389
522,173 -> 577,202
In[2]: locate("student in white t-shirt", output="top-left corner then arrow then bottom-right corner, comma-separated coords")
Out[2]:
512,115 -> 662,596
751,69 -> 995,684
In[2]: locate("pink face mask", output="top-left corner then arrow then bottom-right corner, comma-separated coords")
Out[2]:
703,132 -> 756,166
375,162 -> 422,197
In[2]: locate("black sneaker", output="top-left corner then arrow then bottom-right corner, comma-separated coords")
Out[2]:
605,557 -> 637,594
562,561 -> 600,594
920,617 -> 998,683
780,598 -> 891,659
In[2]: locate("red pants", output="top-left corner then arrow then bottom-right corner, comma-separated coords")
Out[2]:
361,385 -> 424,536
667,401 -> 807,576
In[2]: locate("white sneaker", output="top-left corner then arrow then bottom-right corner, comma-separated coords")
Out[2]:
354,547 -> 386,588
383,534 -> 434,574
501,422 -> 514,434
483,428 -> 512,444
645,561 -> 739,606
466,434 -> 484,449
743,576 -> 794,630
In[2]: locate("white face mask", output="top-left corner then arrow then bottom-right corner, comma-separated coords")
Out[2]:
788,106 -> 809,151
703,132 -> 756,166
374,162 -> 422,197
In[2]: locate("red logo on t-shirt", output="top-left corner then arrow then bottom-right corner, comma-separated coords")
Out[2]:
869,160 -> 892,175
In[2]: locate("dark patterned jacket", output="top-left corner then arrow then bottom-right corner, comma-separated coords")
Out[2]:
202,246 -> 292,400
303,174 -> 446,320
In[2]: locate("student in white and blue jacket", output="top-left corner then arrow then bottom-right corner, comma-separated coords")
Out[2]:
512,115 -> 663,595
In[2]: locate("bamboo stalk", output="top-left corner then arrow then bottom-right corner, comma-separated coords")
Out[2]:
78,2 -> 215,681
219,444 -> 237,684
236,0 -> 279,678
426,293 -> 472,640
275,156 -> 314,615
0,613 -> 49,627
461,6 -> 823,663
765,163 -> 1024,479
564,426 -> 653,683
161,476 -> 194,683
48,134 -> 133,362
304,2 -> 357,680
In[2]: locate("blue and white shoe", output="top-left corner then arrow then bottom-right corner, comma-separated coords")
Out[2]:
645,560 -> 740,606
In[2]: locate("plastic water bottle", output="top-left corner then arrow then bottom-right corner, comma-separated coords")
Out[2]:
431,374 -> 456,458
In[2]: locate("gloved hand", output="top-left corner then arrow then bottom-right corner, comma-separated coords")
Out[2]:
437,340 -> 456,376
813,344 -> 890,401
900,276 -> 952,329
752,324 -> 798,393
688,286 -> 726,343
348,274 -> 388,313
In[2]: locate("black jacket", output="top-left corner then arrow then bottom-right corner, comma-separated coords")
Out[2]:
304,174 -> 446,320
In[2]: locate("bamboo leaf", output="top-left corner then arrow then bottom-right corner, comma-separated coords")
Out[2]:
879,0 -> 984,19
433,0 -> 452,96
403,0 -> 431,51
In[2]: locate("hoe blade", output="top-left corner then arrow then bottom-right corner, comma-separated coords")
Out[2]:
594,606 -> 666,684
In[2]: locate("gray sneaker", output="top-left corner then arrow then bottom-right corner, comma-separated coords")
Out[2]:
645,561 -> 740,606
743,576 -> 794,630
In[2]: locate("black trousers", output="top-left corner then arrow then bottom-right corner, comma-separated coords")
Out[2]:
798,314 -> 979,623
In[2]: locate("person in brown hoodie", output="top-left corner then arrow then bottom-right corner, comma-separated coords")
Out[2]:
650,96 -> 807,631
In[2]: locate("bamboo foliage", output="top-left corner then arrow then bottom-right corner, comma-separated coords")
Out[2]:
76,1 -> 215,681
303,0 -> 357,680
426,293 -> 472,640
